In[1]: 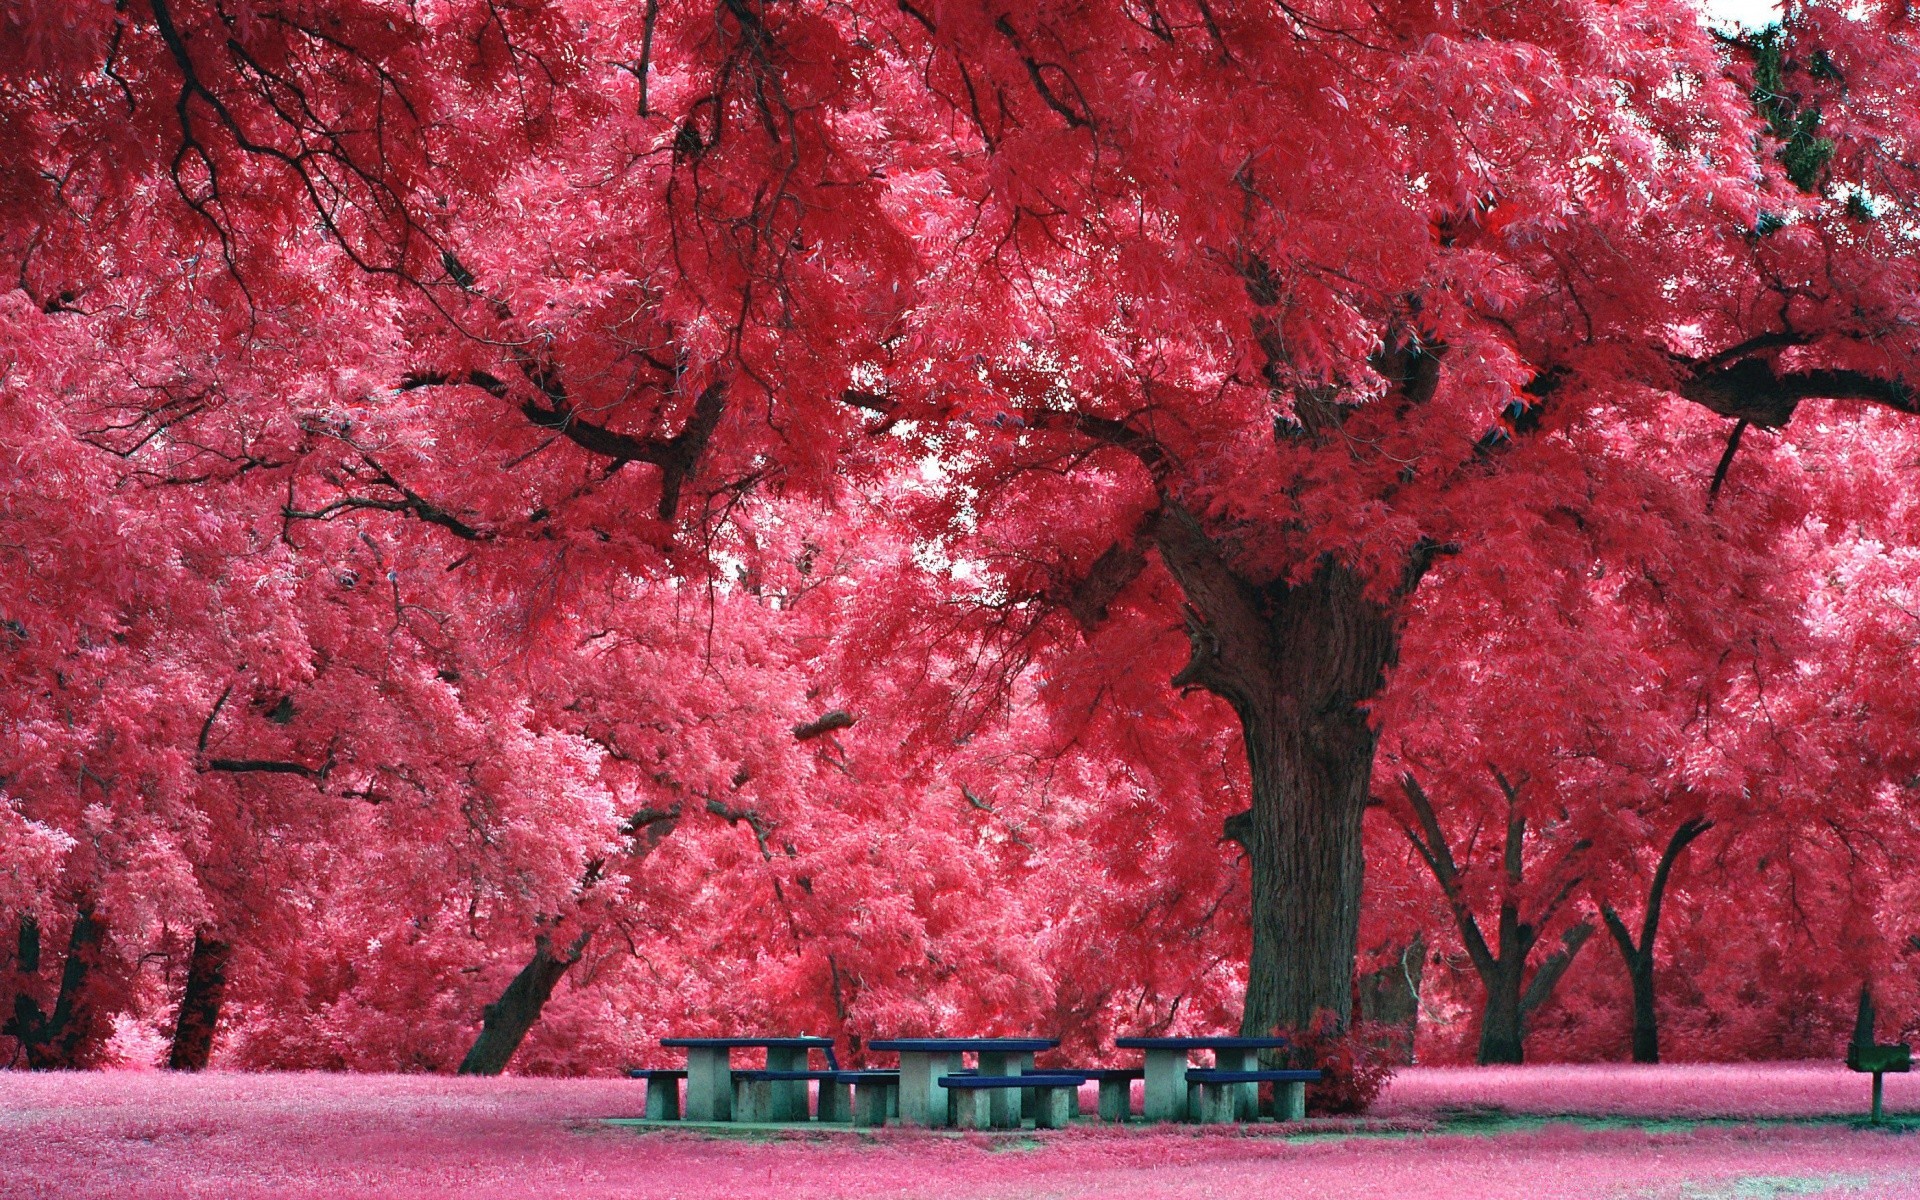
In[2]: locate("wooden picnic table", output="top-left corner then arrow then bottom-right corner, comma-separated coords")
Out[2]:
868,1037 -> 1059,1128
659,1036 -> 835,1122
1113,1036 -> 1293,1122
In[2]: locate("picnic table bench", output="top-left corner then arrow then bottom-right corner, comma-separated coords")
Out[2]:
1114,1036 -> 1310,1122
1079,1067 -> 1145,1121
939,1071 -> 1089,1129
660,1036 -> 835,1122
626,1068 -> 687,1120
870,1038 -> 1060,1128
730,1067 -> 901,1125
1185,1067 -> 1323,1123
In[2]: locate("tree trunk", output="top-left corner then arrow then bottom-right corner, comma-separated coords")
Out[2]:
1627,958 -> 1658,1064
457,930 -> 589,1076
167,932 -> 231,1071
1238,696 -> 1380,1036
1600,817 -> 1711,1065
1477,958 -> 1527,1065
1397,773 -> 1595,1066
1854,983 -> 1878,1049
1356,935 -> 1424,1062
1150,507 -> 1400,1036
5,905 -> 108,1070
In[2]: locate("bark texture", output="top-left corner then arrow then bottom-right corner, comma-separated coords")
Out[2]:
1151,505 -> 1398,1035
1600,816 -> 1713,1063
167,931 -> 233,1071
456,930 -> 590,1075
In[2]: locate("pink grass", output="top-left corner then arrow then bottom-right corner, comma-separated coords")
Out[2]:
5,1065 -> 1919,1199
1374,1061 -> 1920,1120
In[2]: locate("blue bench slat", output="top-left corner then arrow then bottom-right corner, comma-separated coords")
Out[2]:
1184,1069 -> 1322,1084
627,1068 -> 688,1079
662,1037 -> 834,1048
875,1029 -> 1059,1044
734,1069 -> 901,1081
1115,1037 -> 1292,1050
1075,1068 -> 1143,1081
939,1073 -> 1087,1089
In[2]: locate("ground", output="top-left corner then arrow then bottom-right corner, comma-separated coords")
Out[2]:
6,1064 -> 1920,1198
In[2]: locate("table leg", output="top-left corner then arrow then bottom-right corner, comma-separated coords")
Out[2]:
1142,1048 -> 1190,1123
684,1047 -> 733,1122
818,1078 -> 852,1123
764,1046 -> 808,1121
1020,1052 -> 1037,1121
898,1051 -> 956,1127
1279,1078 -> 1307,1121
978,1051 -> 1021,1129
1223,1049 -> 1259,1121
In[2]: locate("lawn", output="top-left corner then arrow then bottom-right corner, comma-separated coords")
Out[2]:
6,1064 -> 1919,1198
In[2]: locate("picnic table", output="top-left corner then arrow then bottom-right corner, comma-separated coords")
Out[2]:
1113,1036 -> 1300,1122
659,1036 -> 835,1122
869,1037 -> 1059,1128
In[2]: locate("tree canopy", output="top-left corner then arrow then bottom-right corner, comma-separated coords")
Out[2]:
3,0 -> 1919,1072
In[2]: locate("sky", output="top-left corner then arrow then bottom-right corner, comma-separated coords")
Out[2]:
1704,0 -> 1782,28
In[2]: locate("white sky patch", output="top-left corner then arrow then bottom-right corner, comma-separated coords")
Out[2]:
1703,0 -> 1781,29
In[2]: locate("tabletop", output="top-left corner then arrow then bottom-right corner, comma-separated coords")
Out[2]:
660,1036 -> 836,1049
869,1037 -> 1059,1053
1114,1036 -> 1292,1050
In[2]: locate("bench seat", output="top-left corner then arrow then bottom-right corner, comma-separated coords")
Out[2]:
1060,1068 -> 1143,1121
938,1072 -> 1088,1130
626,1068 -> 689,1120
731,1068 -> 899,1125
1185,1068 -> 1322,1123
1184,1068 -> 1323,1084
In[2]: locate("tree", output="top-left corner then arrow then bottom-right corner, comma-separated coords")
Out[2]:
1600,817 -> 1714,1064
6,0 -> 1920,1059
1393,771 -> 1594,1065
830,0 -> 1920,1037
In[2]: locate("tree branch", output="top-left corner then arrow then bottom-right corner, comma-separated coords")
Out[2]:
1706,419 -> 1748,511
1398,772 -> 1497,980
792,710 -> 855,741
1681,359 -> 1915,428
1518,920 -> 1593,1018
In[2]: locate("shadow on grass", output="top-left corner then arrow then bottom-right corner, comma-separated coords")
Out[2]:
597,1107 -> 1920,1147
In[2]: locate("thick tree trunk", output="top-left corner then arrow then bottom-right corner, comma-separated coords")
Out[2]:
5,906 -> 108,1070
1477,958 -> 1527,1065
1238,697 -> 1379,1037
457,931 -> 589,1076
1151,507 -> 1399,1036
167,932 -> 231,1071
